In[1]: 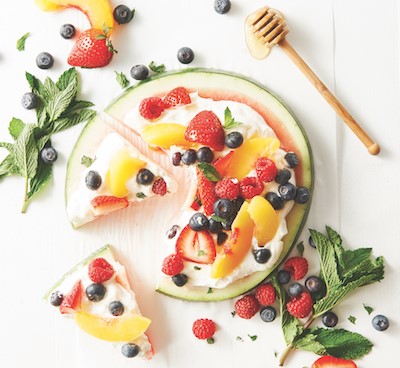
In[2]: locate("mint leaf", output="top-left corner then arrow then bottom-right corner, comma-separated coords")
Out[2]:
223,107 -> 242,129
43,77 -> 60,101
12,124 -> 38,179
348,316 -> 356,324
363,304 -> 373,315
207,337 -> 215,344
0,142 -> 14,152
17,32 -> 30,51
52,109 -> 96,134
148,61 -> 165,74
115,71 -> 130,88
46,78 -> 78,122
197,162 -> 222,182
27,159 -> 52,201
56,67 -> 77,91
9,118 -> 25,140
211,214 -> 226,223
81,155 -> 96,168
297,241 -> 305,256
292,333 -> 326,355
0,155 -> 19,179
248,335 -> 258,341
136,192 -> 146,199
207,287 -> 213,294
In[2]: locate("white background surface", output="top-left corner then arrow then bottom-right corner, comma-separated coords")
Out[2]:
0,0 -> 399,367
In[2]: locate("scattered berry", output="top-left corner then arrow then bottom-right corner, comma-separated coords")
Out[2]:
213,198 -> 234,219
181,149 -> 197,165
136,168 -> 155,185
288,283 -> 303,297
171,151 -> 182,166
189,212 -> 209,231
36,52 -> 54,69
196,147 -> 214,163
166,225 -> 179,239
224,131 -> 243,148
162,254 -> 184,276
305,276 -> 324,293
286,291 -> 313,318
113,5 -> 134,24
234,294 -> 259,319
372,314 -> 389,331
255,158 -> 277,182
215,178 -> 239,200
85,283 -> 106,302
278,182 -> 297,201
208,218 -> 223,233
88,257 -> 115,283
255,283 -> 276,306
192,318 -> 216,340
214,0 -> 231,14
130,64 -> 149,80
311,356 -> 357,368
139,97 -> 165,120
284,152 -> 299,168
322,311 -> 338,327
295,186 -> 310,204
275,169 -> 291,184
109,301 -> 124,316
152,177 -> 167,196
277,269 -> 291,284
121,343 -> 140,358
265,192 -> 284,210
21,92 -> 38,110
50,291 -> 64,307
177,46 -> 195,64
172,273 -> 188,287
254,248 -> 271,264
284,257 -> 308,280
239,177 -> 264,199
85,170 -> 102,190
163,87 -> 191,108
41,147 -> 58,164
60,24 -> 76,39
260,306 -> 277,322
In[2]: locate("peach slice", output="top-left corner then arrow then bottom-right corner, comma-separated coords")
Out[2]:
106,150 -> 146,198
34,0 -> 114,31
211,202 -> 255,279
141,123 -> 192,149
75,311 -> 151,342
225,137 -> 280,180
247,195 -> 279,245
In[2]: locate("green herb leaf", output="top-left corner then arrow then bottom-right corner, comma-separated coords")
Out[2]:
0,155 -> 19,179
211,214 -> 226,223
46,77 -> 78,122
12,124 -> 38,180
136,192 -> 147,199
292,333 -> 327,355
0,142 -> 14,152
297,241 -> 305,256
223,107 -> 242,129
207,337 -> 215,344
52,109 -> 96,134
363,304 -> 373,315
194,266 -> 201,270
348,316 -> 356,324
56,68 -> 77,91
198,250 -> 206,256
27,159 -> 52,201
148,61 -> 165,74
248,335 -> 258,341
207,287 -> 213,294
197,162 -> 222,182
17,32 -> 30,51
81,155 -> 96,168
115,71 -> 130,89
8,118 -> 25,140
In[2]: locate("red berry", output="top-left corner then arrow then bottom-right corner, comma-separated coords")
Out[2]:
196,167 -> 217,216
139,97 -> 165,120
239,177 -> 264,199
152,178 -> 167,196
255,157 -> 278,182
286,291 -> 313,318
88,257 -> 115,283
255,283 -> 276,306
312,356 -> 357,368
59,280 -> 83,314
283,256 -> 309,280
215,178 -> 239,200
163,87 -> 191,108
161,254 -> 184,276
192,318 -> 216,340
234,294 -> 260,319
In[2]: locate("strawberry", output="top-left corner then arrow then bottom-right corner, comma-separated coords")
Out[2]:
190,192 -> 202,211
286,291 -> 313,318
192,318 -> 216,340
152,177 -> 167,196
234,294 -> 260,319
283,256 -> 309,280
163,87 -> 191,108
255,283 -> 276,306
88,257 -> 114,283
185,110 -> 225,151
90,195 -> 129,216
239,177 -> 264,199
176,225 -> 216,264
196,167 -> 217,216
312,356 -> 357,368
161,254 -> 184,276
215,178 -> 239,200
213,151 -> 234,176
139,97 -> 165,120
67,28 -> 116,68
59,280 -> 82,314
255,157 -> 278,182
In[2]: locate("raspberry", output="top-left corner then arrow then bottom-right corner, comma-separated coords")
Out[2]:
192,318 -> 216,340
286,291 -> 313,318
255,283 -> 276,306
163,87 -> 191,108
283,256 -> 309,280
255,157 -> 278,182
234,294 -> 259,319
152,178 -> 167,196
139,97 -> 165,120
239,177 -> 264,199
88,257 -> 114,283
215,178 -> 239,200
161,254 -> 184,276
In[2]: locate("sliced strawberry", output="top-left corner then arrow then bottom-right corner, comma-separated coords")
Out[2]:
59,280 -> 83,314
176,225 -> 216,264
196,167 -> 217,216
190,191 -> 202,211
213,150 -> 234,176
312,356 -> 357,368
90,195 -> 129,216
163,87 -> 191,108
184,110 -> 225,151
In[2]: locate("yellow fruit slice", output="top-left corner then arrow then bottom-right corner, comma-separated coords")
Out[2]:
75,311 -> 151,342
247,195 -> 279,245
141,123 -> 192,149
106,150 -> 146,198
211,202 -> 255,279
225,137 -> 280,180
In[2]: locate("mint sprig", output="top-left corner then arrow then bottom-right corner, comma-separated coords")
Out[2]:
115,71 -> 130,89
197,162 -> 222,182
148,61 -> 165,74
0,68 -> 95,212
223,107 -> 242,130
17,32 -> 30,51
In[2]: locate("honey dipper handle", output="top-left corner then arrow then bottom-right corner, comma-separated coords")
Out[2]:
279,38 -> 380,155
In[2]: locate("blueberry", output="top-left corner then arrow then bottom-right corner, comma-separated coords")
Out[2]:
322,311 -> 338,328
213,198 -> 234,219
85,170 -> 102,190
196,147 -> 214,163
189,212 -> 209,231
260,306 -> 276,322
309,235 -> 316,248
278,183 -> 297,201
130,64 -> 149,80
50,291 -> 63,306
288,283 -> 303,297
217,232 -> 228,245
254,248 -> 271,264
60,24 -> 76,39
295,187 -> 310,204
275,169 -> 291,184
305,276 -> 324,293
214,0 -> 231,14
86,283 -> 106,302
265,192 -> 284,210
36,52 -> 54,69
277,269 -> 291,284
225,132 -> 243,148
41,147 -> 58,164
285,152 -> 299,168
171,152 -> 182,166
167,225 -> 179,239
21,92 -> 38,110
113,5 -> 134,24
172,273 -> 188,287
109,301 -> 124,316
372,314 -> 389,331
121,343 -> 140,358
209,218 -> 223,233
136,168 -> 155,185
181,149 -> 197,165
177,47 -> 195,64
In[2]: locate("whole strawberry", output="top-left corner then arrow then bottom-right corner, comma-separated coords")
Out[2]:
68,28 -> 117,68
234,294 -> 260,319
192,318 -> 216,340
286,291 -> 313,318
